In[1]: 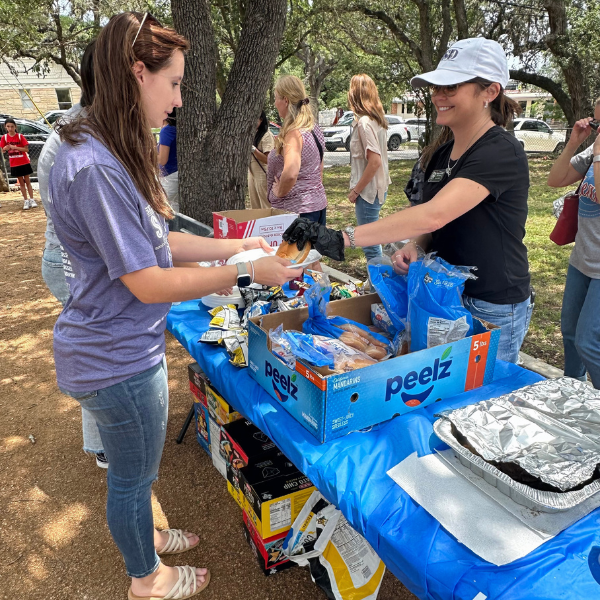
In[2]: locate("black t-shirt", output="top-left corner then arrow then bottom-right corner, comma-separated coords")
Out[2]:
423,126 -> 530,304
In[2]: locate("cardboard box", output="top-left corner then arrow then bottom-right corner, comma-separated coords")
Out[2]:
220,419 -> 278,467
205,383 -> 242,425
221,420 -> 279,511
193,402 -> 211,457
248,293 -> 500,443
239,453 -> 315,539
188,362 -> 210,403
209,417 -> 227,479
227,472 -> 244,509
242,511 -> 294,576
213,209 -> 298,249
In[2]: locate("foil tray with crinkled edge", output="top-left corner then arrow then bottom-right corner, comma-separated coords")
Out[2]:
433,418 -> 600,513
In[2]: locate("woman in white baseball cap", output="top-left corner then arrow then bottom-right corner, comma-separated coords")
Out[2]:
284,38 -> 533,363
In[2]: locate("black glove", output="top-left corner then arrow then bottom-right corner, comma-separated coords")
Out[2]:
282,217 -> 345,262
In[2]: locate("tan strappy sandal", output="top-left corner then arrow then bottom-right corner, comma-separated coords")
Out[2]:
128,566 -> 211,600
156,529 -> 200,556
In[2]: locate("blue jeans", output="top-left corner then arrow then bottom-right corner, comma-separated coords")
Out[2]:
60,358 -> 168,578
42,247 -> 104,454
355,195 -> 383,261
463,295 -> 533,363
561,264 -> 600,388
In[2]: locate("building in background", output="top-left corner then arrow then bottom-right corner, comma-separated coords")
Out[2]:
0,59 -> 81,120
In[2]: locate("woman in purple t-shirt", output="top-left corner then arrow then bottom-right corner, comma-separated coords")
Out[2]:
49,12 -> 301,600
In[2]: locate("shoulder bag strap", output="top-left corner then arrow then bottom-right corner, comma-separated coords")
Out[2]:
311,129 -> 324,162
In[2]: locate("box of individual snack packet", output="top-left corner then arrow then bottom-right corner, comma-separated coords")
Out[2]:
242,510 -> 294,576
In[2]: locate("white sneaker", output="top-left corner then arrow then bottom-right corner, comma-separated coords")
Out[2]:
29,198 -> 38,208
23,200 -> 30,210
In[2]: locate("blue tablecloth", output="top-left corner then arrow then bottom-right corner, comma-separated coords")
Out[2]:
168,300 -> 600,600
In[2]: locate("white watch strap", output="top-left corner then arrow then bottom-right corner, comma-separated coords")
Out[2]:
593,154 -> 600,163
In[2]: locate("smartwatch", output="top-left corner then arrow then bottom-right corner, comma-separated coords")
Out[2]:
236,262 -> 252,288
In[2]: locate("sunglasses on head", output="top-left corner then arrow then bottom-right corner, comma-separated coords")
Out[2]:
132,12 -> 163,48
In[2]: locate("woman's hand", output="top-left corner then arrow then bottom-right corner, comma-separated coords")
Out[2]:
236,236 -> 274,255
568,117 -> 594,149
392,242 -> 418,275
253,256 -> 303,287
347,189 -> 359,204
215,287 -> 233,296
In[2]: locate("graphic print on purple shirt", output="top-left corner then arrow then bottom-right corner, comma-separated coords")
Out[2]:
47,134 -> 173,393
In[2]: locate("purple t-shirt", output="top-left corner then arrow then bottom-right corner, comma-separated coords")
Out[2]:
47,133 -> 173,393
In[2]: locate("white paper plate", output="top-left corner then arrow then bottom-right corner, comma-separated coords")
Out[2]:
285,249 -> 322,268
226,248 -> 274,266
200,287 -> 245,309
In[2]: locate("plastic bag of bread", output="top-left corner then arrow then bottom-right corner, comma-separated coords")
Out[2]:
269,326 -> 376,372
302,277 -> 392,360
367,256 -> 408,334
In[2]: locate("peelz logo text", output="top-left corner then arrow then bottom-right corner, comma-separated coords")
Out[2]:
265,362 -> 298,402
385,357 -> 452,406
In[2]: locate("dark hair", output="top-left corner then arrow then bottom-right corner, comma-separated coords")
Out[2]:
472,78 -> 521,127
166,108 -> 176,127
79,41 -> 96,108
254,111 -> 268,148
420,126 -> 454,170
59,12 -> 189,220
4,118 -> 16,131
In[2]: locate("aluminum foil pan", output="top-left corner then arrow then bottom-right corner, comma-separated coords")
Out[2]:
436,377 -> 600,492
433,418 -> 600,513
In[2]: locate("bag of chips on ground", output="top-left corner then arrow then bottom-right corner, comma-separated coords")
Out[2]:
283,491 -> 386,600
407,253 -> 477,352
367,257 -> 408,334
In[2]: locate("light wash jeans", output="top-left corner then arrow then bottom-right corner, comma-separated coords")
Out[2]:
42,247 -> 104,454
60,358 -> 168,578
161,170 -> 179,214
355,194 -> 383,261
561,264 -> 600,388
463,294 -> 533,364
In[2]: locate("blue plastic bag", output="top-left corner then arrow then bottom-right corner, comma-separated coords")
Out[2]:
302,276 -> 391,352
407,254 -> 476,352
269,325 -> 335,369
367,257 -> 408,333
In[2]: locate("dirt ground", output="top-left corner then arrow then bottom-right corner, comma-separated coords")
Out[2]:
0,192 -> 416,600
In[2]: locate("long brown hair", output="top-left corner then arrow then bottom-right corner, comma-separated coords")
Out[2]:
274,75 -> 315,155
59,12 -> 189,219
347,74 -> 387,130
472,78 -> 521,127
420,126 -> 454,170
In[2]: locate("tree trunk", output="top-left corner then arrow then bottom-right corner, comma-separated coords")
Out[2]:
298,42 -> 337,120
172,0 -> 287,224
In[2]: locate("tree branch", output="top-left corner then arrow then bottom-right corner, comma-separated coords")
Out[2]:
509,68 -> 573,123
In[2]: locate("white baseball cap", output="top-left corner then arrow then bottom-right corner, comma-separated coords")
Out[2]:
411,38 -> 509,89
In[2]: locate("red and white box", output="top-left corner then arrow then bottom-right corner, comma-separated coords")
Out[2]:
213,209 -> 298,249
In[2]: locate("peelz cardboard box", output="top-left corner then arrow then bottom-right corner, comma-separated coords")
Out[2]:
248,293 -> 500,443
213,209 -> 298,249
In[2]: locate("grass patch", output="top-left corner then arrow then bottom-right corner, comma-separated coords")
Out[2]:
322,156 -> 573,369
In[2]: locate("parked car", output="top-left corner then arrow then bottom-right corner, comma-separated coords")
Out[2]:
403,118 -> 427,142
322,112 -> 409,152
0,117 -> 51,142
37,110 -> 68,126
512,118 -> 566,153
268,121 -> 280,137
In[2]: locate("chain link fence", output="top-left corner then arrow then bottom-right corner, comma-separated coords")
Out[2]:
1,140 -> 45,184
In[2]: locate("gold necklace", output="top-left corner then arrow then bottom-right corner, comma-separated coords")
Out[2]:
446,120 -> 494,177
